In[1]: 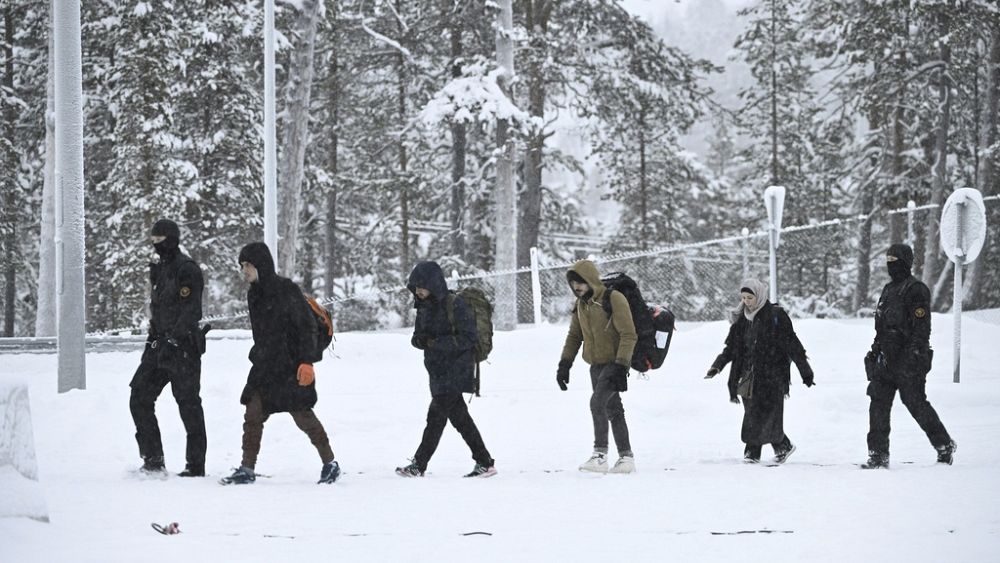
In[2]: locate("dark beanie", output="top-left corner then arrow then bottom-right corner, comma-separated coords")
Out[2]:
567,270 -> 586,285
740,287 -> 755,296
886,243 -> 914,268
151,219 -> 180,240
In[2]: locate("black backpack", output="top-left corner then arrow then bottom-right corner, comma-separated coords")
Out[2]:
303,294 -> 334,361
445,287 -> 494,396
600,272 -> 676,373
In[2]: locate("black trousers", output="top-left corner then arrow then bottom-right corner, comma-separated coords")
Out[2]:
867,369 -> 951,455
129,346 -> 207,467
414,392 -> 492,471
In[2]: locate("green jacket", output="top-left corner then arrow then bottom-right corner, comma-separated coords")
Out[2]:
560,260 -> 637,367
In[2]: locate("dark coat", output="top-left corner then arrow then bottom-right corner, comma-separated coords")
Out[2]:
238,242 -> 320,414
407,261 -> 477,396
711,302 -> 813,403
137,249 -> 204,377
874,274 -> 932,375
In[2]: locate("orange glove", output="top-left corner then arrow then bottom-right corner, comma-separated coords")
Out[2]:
297,363 -> 315,386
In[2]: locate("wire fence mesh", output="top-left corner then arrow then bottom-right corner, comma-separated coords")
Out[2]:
83,193 -> 1000,336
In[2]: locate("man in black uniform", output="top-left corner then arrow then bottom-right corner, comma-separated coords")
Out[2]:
862,243 -> 956,469
129,219 -> 208,477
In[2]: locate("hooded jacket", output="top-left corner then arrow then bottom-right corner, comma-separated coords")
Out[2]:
238,242 -> 319,414
408,261 -> 477,396
559,260 -> 637,367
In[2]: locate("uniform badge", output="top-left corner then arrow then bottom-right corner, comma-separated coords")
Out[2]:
914,307 -> 926,318
180,287 -> 192,298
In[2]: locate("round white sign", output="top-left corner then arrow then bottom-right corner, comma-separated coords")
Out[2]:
939,188 -> 987,265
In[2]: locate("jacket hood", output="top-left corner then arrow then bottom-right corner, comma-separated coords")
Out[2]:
238,242 -> 277,284
567,260 -> 605,296
407,261 -> 449,302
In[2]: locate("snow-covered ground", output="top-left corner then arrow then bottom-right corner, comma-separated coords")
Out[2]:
2,315 -> 999,562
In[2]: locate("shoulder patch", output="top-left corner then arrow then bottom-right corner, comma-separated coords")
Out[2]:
914,307 -> 926,319
179,286 -> 192,298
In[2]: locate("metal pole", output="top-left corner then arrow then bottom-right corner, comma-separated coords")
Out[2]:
953,199 -> 965,383
263,0 -> 278,267
906,200 -> 916,247
530,247 -> 542,325
53,0 -> 86,392
768,226 -> 778,304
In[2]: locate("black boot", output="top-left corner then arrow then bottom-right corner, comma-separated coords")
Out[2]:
743,444 -> 761,463
140,456 -> 166,475
860,451 -> 889,469
178,464 -> 205,477
935,441 -> 956,465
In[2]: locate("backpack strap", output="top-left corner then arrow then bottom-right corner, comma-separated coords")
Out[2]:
445,292 -> 458,335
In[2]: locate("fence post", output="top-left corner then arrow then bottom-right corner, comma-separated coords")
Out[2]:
741,227 -> 750,280
530,247 -> 543,325
906,200 -> 916,247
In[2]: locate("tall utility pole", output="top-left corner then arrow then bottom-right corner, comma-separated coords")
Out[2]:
494,0 -> 517,330
263,0 -> 278,267
53,0 -> 86,392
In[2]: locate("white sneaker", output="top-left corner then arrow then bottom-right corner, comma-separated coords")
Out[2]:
579,452 -> 609,473
609,455 -> 635,474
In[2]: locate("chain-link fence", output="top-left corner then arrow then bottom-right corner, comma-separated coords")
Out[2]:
81,193 -> 998,337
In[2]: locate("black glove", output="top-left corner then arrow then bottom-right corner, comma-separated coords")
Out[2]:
608,362 -> 629,393
730,396 -> 740,404
411,334 -> 428,350
705,367 -> 720,379
556,360 -> 572,391
801,365 -> 815,387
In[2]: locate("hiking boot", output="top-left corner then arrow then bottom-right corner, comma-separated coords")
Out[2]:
220,466 -> 256,485
395,461 -> 424,478
178,464 -> 205,477
463,463 -> 498,478
609,455 -> 635,474
936,441 -> 957,465
318,460 -> 341,484
773,442 -> 796,465
860,451 -> 889,469
579,451 -> 609,473
140,456 -> 166,475
743,445 -> 761,464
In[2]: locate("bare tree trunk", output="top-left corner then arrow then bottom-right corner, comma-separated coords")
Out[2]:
324,31 -> 340,300
889,5 -> 909,246
639,110 -> 648,251
854,107 -> 882,313
922,6 -> 952,300
517,0 -> 550,280
449,10 -> 466,260
966,24 -> 1000,308
396,1 -> 410,277
3,6 -> 16,336
277,0 -> 322,278
36,6 -> 57,337
494,0 -> 517,331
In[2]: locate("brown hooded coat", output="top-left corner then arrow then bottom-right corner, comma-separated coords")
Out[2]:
560,260 -> 638,367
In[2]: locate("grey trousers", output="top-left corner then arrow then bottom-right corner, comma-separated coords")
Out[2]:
590,363 -> 632,456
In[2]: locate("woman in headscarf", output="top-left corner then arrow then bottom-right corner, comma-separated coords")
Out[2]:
705,279 -> 815,463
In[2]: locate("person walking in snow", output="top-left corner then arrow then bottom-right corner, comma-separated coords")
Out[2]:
395,261 -> 496,478
220,242 -> 340,485
129,219 -> 208,477
557,260 -> 638,474
861,243 -> 955,469
705,278 -> 814,464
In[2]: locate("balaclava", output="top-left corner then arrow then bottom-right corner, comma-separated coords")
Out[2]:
151,219 -> 180,258
886,243 -> 914,283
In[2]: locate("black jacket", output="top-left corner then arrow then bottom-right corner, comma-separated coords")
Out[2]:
239,242 -> 319,414
711,302 -> 813,401
407,261 -> 477,396
148,250 -> 203,344
874,274 -> 932,374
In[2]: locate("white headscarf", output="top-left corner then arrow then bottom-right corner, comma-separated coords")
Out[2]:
728,278 -> 770,324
